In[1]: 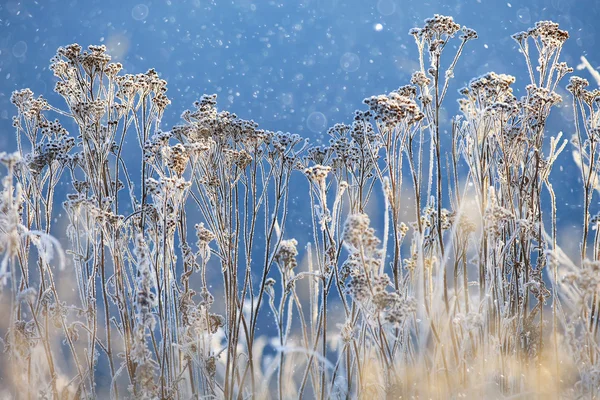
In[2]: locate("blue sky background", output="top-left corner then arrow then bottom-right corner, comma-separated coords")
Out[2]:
1,0 -> 600,256
2,0 -> 598,140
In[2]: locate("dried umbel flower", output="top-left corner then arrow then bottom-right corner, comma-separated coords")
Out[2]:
152,91 -> 171,111
146,176 -> 191,202
372,274 -> 392,309
342,214 -> 371,249
10,88 -> 35,111
71,99 -> 108,124
80,44 -> 111,75
144,130 -> 173,163
10,89 -> 50,120
26,135 -> 76,174
342,213 -> 381,260
195,223 -> 216,247
459,72 -> 518,121
525,84 -> 563,112
39,119 -> 69,137
50,59 -> 70,77
306,145 -> 331,165
411,71 -> 431,87
460,26 -> 478,41
363,92 -> 424,128
470,72 -> 515,96
274,239 -> 299,272
272,131 -> 302,152
410,14 -> 461,40
567,76 -> 590,96
528,20 -> 569,48
484,187 -> 513,238
56,43 -> 82,63
383,294 -> 417,326
235,149 -> 253,169
326,114 -> 380,180
304,164 -> 331,185
345,272 -> 370,303
104,62 -> 123,78
224,148 -> 253,171
166,143 -> 189,176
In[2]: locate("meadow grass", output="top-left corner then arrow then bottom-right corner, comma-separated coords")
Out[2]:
0,15 -> 598,399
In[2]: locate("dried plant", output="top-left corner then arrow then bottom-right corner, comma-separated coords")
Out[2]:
0,15 -> 598,400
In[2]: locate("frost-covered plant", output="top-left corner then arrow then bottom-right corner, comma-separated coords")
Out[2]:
1,15 -> 599,400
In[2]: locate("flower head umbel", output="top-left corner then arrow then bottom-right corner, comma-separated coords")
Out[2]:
274,238 -> 299,275
342,213 -> 382,266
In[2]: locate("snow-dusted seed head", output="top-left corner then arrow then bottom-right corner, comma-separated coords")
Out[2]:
166,143 -> 189,176
363,92 -> 424,128
410,14 -> 461,40
342,213 -> 381,254
274,238 -> 299,272
304,164 -> 331,185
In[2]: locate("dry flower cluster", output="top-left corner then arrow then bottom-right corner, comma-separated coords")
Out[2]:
0,15 -> 599,399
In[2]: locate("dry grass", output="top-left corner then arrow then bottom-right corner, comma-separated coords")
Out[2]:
0,15 -> 598,399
